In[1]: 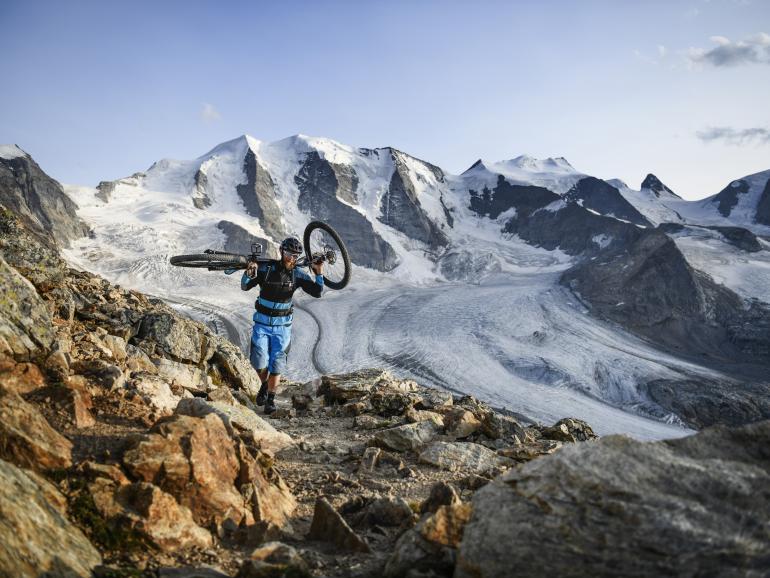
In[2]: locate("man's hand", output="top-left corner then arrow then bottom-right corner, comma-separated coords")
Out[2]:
311,260 -> 324,276
246,261 -> 257,278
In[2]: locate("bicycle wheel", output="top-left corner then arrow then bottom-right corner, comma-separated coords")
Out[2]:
169,252 -> 248,270
303,221 -> 351,290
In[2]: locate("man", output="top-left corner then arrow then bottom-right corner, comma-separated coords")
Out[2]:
241,236 -> 324,414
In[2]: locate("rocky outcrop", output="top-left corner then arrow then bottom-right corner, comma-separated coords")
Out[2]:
0,254 -> 56,359
0,459 -> 102,577
564,177 -> 651,226
705,225 -> 762,252
379,150 -> 449,250
711,178 -> 750,217
0,148 -> 89,245
236,148 -> 285,241
641,173 -> 680,198
217,220 -> 272,257
562,228 -> 770,365
455,420 -> 770,578
755,176 -> 770,225
123,412 -> 296,530
468,175 -> 648,256
295,151 -> 399,271
192,168 -> 212,209
307,496 -> 371,553
0,388 -> 73,471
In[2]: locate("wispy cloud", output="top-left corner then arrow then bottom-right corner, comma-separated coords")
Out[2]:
696,126 -> 770,145
200,103 -> 222,123
687,33 -> 770,66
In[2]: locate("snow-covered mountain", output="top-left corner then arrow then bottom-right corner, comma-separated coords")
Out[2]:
6,135 -> 769,440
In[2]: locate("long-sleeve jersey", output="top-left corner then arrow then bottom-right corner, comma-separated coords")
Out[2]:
241,260 -> 323,326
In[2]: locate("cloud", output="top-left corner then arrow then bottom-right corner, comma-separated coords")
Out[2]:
687,32 -> 770,66
696,126 -> 770,145
200,103 -> 222,123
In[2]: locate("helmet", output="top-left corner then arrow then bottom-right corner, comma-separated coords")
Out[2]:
280,236 -> 303,256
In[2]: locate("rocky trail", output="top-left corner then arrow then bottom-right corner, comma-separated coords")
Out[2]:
1,207 -> 770,577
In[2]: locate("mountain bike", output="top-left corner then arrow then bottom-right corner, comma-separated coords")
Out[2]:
169,220 -> 351,290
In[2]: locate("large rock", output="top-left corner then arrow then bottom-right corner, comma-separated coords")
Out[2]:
319,368 -> 390,404
0,458 -> 101,577
176,397 -> 294,454
0,388 -> 72,470
307,497 -> 371,553
455,421 -> 770,578
419,441 -> 512,476
373,420 -> 441,453
154,357 -> 211,393
208,335 -> 262,397
384,502 -> 472,578
136,312 -> 212,364
89,477 -> 213,551
123,412 -> 295,529
0,255 -> 55,359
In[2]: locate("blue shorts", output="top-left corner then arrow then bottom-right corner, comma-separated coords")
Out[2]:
249,322 -> 291,375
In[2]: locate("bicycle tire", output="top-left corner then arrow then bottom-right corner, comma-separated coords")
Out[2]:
169,252 -> 248,269
303,221 -> 351,290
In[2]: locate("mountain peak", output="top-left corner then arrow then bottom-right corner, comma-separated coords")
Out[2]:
641,173 -> 680,199
503,155 -> 575,173
0,144 -> 28,161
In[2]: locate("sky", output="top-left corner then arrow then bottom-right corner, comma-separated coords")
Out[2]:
1,0 -> 769,200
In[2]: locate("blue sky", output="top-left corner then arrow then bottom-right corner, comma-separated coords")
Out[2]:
1,0 -> 768,199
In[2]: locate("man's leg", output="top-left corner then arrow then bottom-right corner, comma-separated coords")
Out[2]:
249,326 -> 270,405
264,327 -> 291,415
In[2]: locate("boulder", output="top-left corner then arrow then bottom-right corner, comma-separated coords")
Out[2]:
455,421 -> 770,577
373,420 -> 441,452
0,458 -> 101,577
0,255 -> 55,359
384,503 -> 472,578
418,442 -> 512,476
307,497 -> 371,553
0,360 -> 45,395
123,413 -> 249,528
130,374 -> 182,416
0,389 -> 72,470
319,368 -> 390,404
125,343 -> 158,374
370,388 -> 421,417
123,412 -> 295,530
101,333 -> 128,363
358,447 -> 381,473
176,397 -> 294,454
90,478 -> 213,551
540,417 -> 597,443
341,495 -> 416,529
443,408 -> 482,439
136,312 -> 212,364
415,389 -> 453,411
154,357 -> 211,393
404,407 -> 445,427
52,382 -> 96,428
236,542 -> 311,578
420,481 -> 461,515
354,414 -> 399,430
497,439 -> 563,462
208,335 -> 262,397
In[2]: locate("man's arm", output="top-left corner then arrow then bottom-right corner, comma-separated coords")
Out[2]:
241,262 -> 267,291
295,267 -> 324,298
